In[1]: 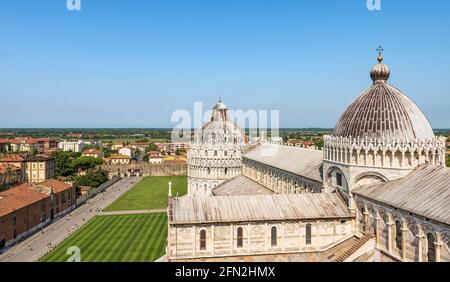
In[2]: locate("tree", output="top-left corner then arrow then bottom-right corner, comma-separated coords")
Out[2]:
102,143 -> 117,158
50,151 -> 79,177
446,154 -> 450,167
145,143 -> 158,152
71,156 -> 104,173
132,150 -> 144,161
314,139 -> 324,149
73,170 -> 108,188
176,148 -> 186,156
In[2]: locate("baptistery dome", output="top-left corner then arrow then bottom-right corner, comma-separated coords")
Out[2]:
188,99 -> 245,197
193,99 -> 245,145
333,55 -> 435,141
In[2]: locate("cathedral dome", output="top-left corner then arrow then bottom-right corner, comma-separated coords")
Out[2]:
194,99 -> 245,145
333,55 -> 435,141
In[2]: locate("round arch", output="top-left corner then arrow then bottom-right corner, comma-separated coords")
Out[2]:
353,172 -> 388,187
326,166 -> 348,191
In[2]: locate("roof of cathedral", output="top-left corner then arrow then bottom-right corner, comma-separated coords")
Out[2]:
193,99 -> 245,145
212,175 -> 274,196
333,55 -> 435,141
168,193 -> 353,224
353,165 -> 450,225
243,143 -> 323,182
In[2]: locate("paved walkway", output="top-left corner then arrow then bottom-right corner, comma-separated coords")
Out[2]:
0,177 -> 141,262
99,209 -> 166,216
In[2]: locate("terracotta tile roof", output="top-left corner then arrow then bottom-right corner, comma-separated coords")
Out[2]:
38,179 -> 72,193
0,164 -> 22,173
0,183 -> 48,217
109,154 -> 131,159
23,154 -> 53,161
0,154 -> 53,162
82,149 -> 102,154
0,154 -> 25,162
0,179 -> 72,217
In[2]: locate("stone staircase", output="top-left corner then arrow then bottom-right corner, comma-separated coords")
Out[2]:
335,234 -> 375,262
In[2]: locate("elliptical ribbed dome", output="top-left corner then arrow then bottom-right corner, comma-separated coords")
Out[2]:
333,55 -> 435,141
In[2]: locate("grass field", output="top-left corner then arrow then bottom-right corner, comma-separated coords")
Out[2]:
40,213 -> 167,262
104,175 -> 187,211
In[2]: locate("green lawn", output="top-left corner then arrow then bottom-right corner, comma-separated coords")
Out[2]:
104,175 -> 187,211
40,213 -> 167,262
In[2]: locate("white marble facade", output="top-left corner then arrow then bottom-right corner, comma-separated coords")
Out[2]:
187,99 -> 245,197
173,54 -> 450,262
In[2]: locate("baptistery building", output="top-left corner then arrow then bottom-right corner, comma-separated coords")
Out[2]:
167,53 -> 449,262
187,99 -> 245,197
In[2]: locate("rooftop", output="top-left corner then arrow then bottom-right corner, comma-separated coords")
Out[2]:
243,143 -> 323,182
108,154 -> 131,159
0,154 -> 53,162
0,179 -> 72,217
168,193 -> 353,225
212,175 -> 274,196
353,165 -> 450,225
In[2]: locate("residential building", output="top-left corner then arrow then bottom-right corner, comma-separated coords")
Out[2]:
0,154 -> 55,184
118,146 -> 134,158
58,140 -> 89,152
156,142 -> 190,154
148,151 -> 163,164
287,139 -> 316,148
82,149 -> 104,158
107,155 -> 131,165
0,179 -> 76,249
0,165 -> 25,190
6,138 -> 58,153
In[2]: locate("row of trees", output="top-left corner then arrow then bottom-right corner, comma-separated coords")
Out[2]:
50,151 -> 104,177
73,170 -> 109,188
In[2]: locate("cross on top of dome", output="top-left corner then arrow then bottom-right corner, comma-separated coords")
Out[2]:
371,46 -> 390,82
376,45 -> 384,62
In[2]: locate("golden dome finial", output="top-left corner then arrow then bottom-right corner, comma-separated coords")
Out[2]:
376,45 -> 384,63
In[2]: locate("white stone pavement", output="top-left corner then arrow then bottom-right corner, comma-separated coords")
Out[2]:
0,177 -> 141,262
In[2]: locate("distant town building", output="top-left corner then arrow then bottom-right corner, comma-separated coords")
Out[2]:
130,143 -> 148,152
0,140 -> 10,153
0,154 -> 55,184
118,146 -> 134,158
0,164 -> 25,190
149,156 -> 164,164
82,149 -> 104,158
156,142 -> 190,154
287,139 -> 316,148
148,151 -> 163,164
1,137 -> 58,153
0,179 -> 76,250
107,155 -> 131,165
58,140 -> 89,152
111,144 -> 124,151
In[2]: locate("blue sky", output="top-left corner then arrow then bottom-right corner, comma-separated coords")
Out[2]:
0,0 -> 449,128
